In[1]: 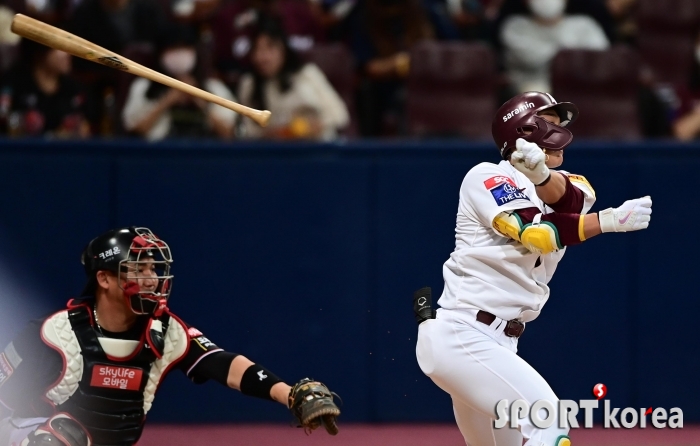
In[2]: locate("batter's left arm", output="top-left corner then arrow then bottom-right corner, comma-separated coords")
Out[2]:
536,172 -> 581,211
542,173 -> 596,214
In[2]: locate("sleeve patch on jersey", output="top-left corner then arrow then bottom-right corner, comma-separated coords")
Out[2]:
187,327 -> 203,338
484,176 -> 529,206
484,175 -> 516,190
567,174 -> 596,197
0,353 -> 14,388
194,336 -> 217,350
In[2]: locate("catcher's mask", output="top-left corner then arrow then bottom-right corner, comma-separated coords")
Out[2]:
81,227 -> 173,316
492,91 -> 579,159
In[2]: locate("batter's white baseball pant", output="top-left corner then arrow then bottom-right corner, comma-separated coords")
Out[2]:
416,308 -> 570,446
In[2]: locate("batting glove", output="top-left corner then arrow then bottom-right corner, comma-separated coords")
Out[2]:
510,138 -> 550,185
599,196 -> 652,233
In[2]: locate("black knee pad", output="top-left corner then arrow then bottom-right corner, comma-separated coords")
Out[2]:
22,414 -> 90,446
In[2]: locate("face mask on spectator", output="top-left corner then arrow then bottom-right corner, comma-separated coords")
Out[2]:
161,49 -> 196,76
528,0 -> 566,20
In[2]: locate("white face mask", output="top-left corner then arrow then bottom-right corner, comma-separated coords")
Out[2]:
529,0 -> 566,20
161,49 -> 196,76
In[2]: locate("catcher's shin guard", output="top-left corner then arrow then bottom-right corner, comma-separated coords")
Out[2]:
413,287 -> 436,325
20,413 -> 91,446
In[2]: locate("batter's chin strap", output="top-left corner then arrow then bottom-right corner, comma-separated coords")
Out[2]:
20,413 -> 91,446
413,287 -> 436,325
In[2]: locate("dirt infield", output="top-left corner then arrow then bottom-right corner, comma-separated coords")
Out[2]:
140,423 -> 700,445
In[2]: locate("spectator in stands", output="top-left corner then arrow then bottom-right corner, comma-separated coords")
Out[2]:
0,6 -> 20,45
350,0 -> 434,136
69,0 -> 167,55
307,0 -> 358,41
0,39 -> 90,138
606,0 -> 637,44
422,0 -> 491,41
0,5 -> 21,74
3,0 -> 73,25
211,0 -> 324,88
670,33 -> 700,141
68,0 -> 169,133
237,15 -> 348,140
163,0 -> 220,23
122,23 -> 237,140
500,0 -> 609,93
493,0 -> 615,46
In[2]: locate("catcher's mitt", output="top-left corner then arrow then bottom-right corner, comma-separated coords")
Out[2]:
288,378 -> 341,435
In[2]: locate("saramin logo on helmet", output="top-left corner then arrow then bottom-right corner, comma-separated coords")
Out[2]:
503,102 -> 536,122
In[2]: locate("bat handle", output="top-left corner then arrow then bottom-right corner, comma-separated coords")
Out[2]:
250,109 -> 272,128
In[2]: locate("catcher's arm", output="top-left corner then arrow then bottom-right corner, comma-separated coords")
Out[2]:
225,356 -> 341,434
224,355 -> 290,405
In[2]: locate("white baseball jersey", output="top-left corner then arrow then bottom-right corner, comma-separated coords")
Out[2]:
437,160 -> 595,322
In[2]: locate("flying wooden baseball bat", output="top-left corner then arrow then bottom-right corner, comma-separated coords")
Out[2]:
10,14 -> 271,127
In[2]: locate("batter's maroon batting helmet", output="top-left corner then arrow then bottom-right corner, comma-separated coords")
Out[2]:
492,92 -> 579,159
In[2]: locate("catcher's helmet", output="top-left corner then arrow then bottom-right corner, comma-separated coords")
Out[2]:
81,227 -> 173,315
492,91 -> 579,159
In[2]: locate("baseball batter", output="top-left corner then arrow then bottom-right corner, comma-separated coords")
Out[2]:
0,227 -> 340,446
414,92 -> 652,446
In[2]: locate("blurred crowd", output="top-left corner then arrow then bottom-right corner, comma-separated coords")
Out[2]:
0,0 -> 699,142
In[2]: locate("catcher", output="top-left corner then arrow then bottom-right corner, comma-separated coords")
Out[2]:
0,227 -> 340,446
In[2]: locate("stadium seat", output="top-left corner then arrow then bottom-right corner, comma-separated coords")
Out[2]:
636,0 -> 700,86
300,43 -> 357,137
551,46 -> 642,139
406,41 -> 497,139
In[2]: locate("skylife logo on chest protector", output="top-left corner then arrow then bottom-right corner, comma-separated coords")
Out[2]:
90,364 -> 143,391
484,176 -> 529,206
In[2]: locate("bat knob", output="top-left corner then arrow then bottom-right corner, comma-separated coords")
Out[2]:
254,110 -> 272,127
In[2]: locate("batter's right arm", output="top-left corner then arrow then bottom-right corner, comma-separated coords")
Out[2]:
494,196 -> 652,255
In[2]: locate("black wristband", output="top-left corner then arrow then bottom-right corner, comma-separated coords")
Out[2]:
240,364 -> 282,401
536,173 -> 552,187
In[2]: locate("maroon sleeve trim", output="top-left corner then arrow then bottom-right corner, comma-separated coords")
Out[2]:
546,174 -> 584,214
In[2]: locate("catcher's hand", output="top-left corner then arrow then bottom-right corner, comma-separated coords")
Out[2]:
288,378 -> 341,435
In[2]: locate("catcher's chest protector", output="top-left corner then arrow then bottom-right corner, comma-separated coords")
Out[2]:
40,304 -> 189,446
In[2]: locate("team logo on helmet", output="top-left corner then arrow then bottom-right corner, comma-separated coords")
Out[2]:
502,102 -> 536,122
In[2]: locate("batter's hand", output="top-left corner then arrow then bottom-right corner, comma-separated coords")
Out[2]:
510,138 -> 550,185
599,196 -> 652,232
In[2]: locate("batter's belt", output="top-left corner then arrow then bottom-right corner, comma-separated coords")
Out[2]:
476,311 -> 526,338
